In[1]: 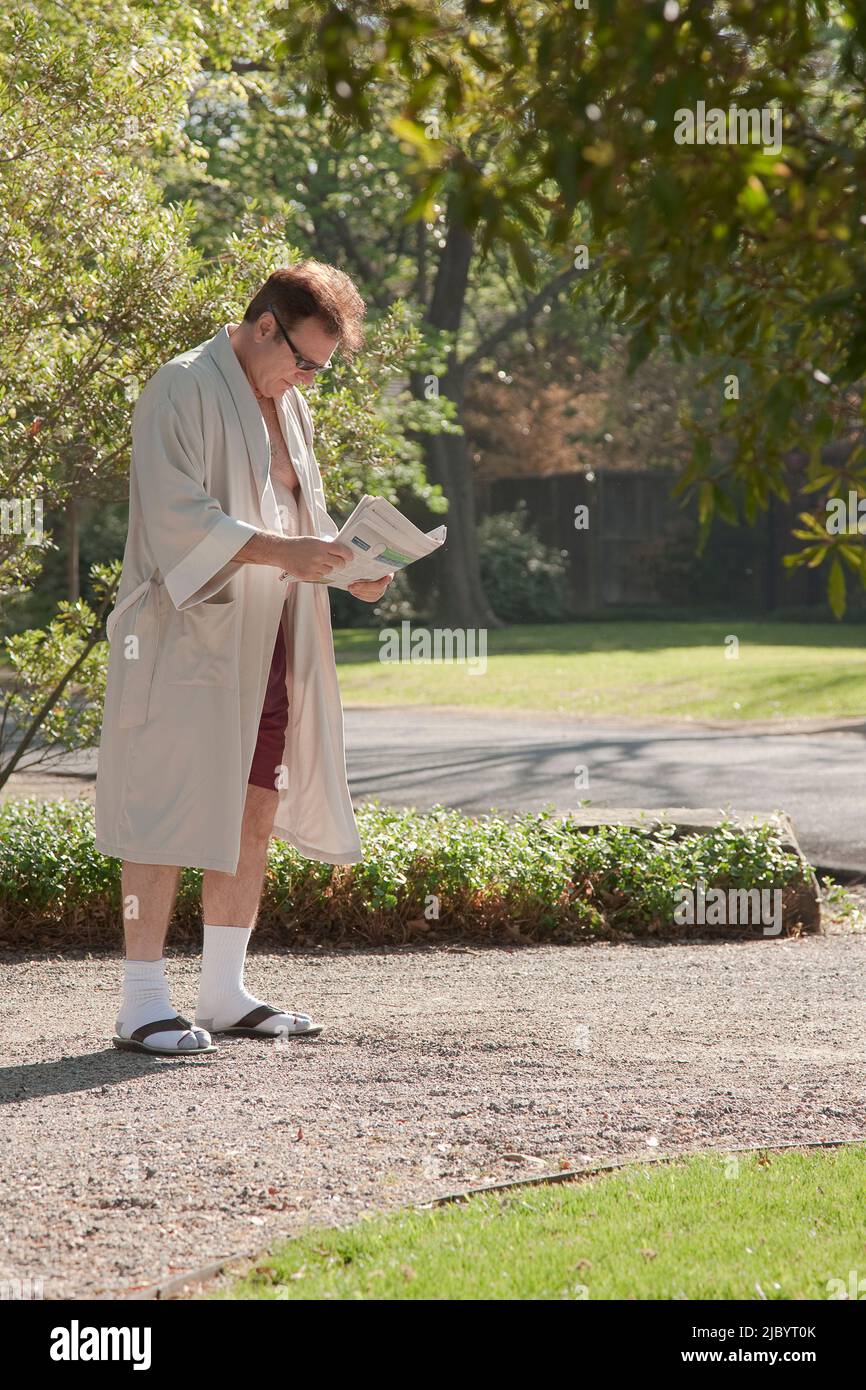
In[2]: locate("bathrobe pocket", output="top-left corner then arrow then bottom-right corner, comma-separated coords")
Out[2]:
160,595 -> 239,688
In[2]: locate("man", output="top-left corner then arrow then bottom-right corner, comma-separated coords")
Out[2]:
94,262 -> 393,1056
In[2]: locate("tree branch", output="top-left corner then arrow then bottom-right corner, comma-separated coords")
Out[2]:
459,265 -> 580,377
0,587 -> 116,790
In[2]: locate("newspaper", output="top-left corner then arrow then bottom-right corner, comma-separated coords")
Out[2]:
314,494 -> 447,591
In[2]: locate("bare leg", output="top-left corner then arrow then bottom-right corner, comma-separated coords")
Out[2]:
114,860 -> 213,1053
197,784 -> 319,1035
201,783 -> 278,928
121,861 -> 182,959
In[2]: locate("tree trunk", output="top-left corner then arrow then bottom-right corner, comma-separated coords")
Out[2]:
421,417 -> 500,628
66,496 -> 79,601
414,207 -> 501,628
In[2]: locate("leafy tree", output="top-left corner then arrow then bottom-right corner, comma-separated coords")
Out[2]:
168,46 -> 589,624
0,565 -> 116,790
275,0 -> 866,615
0,3 -> 440,781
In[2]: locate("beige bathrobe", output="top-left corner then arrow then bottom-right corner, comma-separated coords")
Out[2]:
93,323 -> 363,873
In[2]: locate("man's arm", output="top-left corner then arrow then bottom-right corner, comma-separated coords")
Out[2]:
132,369 -> 350,601
132,372 -> 259,608
288,388 -> 393,597
234,529 -> 353,581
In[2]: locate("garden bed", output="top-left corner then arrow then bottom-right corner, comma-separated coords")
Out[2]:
0,797 -> 820,950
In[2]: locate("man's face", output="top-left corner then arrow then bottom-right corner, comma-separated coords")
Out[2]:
251,311 -> 339,397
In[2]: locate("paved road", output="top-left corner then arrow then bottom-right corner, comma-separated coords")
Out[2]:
13,707 -> 866,873
343,707 -> 866,875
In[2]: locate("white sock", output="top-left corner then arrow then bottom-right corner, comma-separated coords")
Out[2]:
115,957 -> 207,1051
195,924 -> 312,1033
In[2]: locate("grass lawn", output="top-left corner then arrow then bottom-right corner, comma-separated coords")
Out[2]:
214,1146 -> 865,1301
333,620 -> 866,721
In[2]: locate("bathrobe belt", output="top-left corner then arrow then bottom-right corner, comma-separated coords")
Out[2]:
107,576 -> 161,730
106,576 -> 155,645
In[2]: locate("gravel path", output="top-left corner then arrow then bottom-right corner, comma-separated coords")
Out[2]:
1,936 -> 864,1300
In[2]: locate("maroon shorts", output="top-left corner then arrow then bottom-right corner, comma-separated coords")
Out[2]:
248,622 -> 289,790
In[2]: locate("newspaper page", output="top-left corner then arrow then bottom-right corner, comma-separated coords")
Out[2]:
313,495 -> 447,591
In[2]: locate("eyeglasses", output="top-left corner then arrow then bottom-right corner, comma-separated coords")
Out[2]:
266,303 -> 333,372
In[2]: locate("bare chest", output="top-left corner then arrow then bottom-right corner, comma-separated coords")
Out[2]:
258,397 -> 301,501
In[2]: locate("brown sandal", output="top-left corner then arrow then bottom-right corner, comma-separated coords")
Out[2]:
112,1014 -> 218,1055
210,1004 -> 323,1039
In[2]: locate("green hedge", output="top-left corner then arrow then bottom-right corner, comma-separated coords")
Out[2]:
0,797 -> 813,950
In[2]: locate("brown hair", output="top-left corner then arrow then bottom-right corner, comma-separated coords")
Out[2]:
243,261 -> 366,357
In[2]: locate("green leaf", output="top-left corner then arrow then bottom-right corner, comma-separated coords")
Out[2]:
626,323 -> 655,373
502,224 -> 537,285
390,116 -> 442,167
737,176 -> 769,217
401,170 -> 448,222
828,556 -> 846,619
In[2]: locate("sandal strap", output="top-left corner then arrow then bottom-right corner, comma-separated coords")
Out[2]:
233,1004 -> 285,1029
130,1014 -> 194,1043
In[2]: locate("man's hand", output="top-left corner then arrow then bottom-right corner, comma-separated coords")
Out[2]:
347,572 -> 395,603
281,536 -> 354,582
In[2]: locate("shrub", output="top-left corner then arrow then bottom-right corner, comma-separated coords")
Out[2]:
477,502 -> 571,623
0,797 -> 813,951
